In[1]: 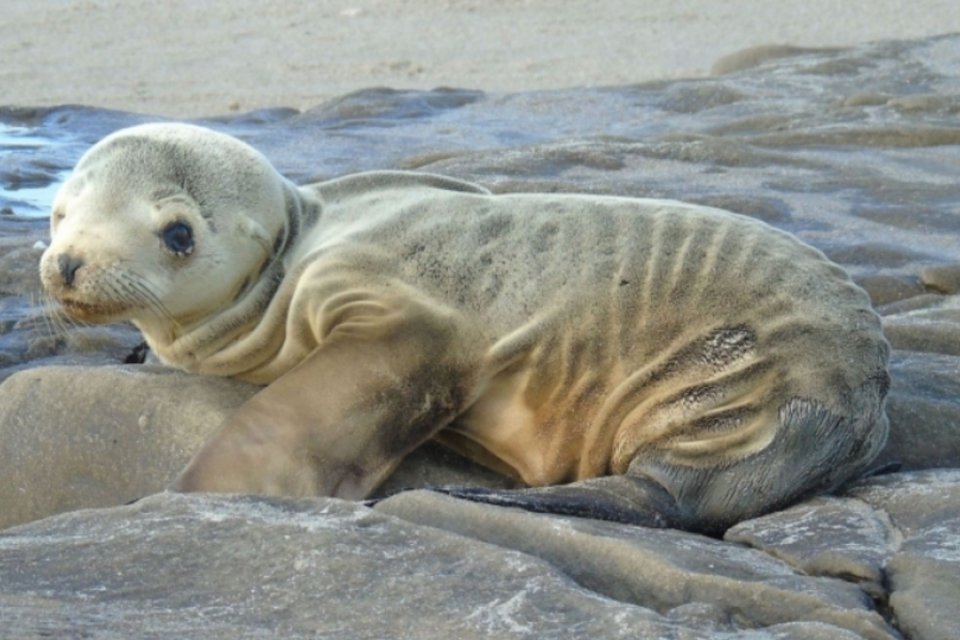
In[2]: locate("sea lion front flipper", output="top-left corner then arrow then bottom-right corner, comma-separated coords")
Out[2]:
428,475 -> 683,530
173,285 -> 483,500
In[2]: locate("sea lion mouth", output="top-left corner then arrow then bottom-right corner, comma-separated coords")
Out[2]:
57,297 -> 128,323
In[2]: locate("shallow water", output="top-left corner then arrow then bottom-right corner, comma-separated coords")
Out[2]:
0,122 -> 64,216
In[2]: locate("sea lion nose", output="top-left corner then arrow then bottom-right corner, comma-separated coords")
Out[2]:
57,253 -> 84,287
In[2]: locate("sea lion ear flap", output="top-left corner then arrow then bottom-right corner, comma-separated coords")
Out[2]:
272,181 -> 319,256
237,217 -> 273,247
284,181 -> 321,231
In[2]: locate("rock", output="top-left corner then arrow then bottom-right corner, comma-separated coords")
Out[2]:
0,493 -> 677,640
727,470 -> 960,640
0,365 -> 257,529
878,350 -> 960,471
0,364 -> 512,530
376,491 -> 897,639
725,496 -> 896,600
0,491 -> 899,639
882,296 -> 960,356
849,471 -> 960,640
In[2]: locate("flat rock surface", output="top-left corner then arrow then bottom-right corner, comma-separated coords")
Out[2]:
1,36 -> 959,639
0,489 -> 918,640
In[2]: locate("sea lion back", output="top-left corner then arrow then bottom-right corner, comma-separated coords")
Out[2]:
307,175 -> 889,530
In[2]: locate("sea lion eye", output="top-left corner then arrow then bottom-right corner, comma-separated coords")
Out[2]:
162,221 -> 194,256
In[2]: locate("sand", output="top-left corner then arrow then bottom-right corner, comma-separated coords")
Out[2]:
3,0 -> 959,118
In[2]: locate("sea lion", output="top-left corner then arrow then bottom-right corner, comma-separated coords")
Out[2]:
40,123 -> 889,533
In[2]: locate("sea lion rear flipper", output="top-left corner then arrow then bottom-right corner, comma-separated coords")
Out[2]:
427,475 -> 683,530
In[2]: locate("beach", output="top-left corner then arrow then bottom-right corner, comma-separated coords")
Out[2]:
3,0 -> 959,117
2,5 -> 960,638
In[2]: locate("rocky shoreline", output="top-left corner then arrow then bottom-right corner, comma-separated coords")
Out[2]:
1,36 -> 959,639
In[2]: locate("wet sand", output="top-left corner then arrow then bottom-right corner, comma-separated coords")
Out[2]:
3,0 -> 959,117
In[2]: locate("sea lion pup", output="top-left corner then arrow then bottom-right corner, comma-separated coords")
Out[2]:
40,123 -> 890,534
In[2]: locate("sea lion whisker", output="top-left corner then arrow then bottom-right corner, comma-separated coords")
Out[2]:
26,292 -> 63,341
109,275 -> 174,326
42,291 -> 89,334
45,300 -> 73,339
135,282 -> 175,322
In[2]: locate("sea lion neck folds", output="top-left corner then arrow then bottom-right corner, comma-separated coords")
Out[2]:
41,123 -> 890,533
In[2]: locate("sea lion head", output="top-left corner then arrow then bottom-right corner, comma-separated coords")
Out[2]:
40,123 -> 301,338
